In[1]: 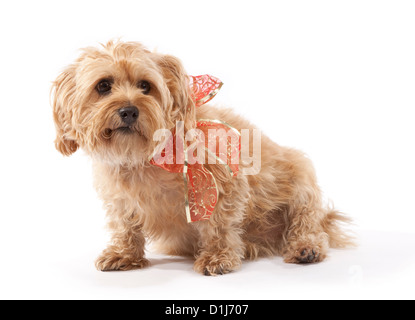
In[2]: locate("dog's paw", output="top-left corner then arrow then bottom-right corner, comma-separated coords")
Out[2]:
283,245 -> 326,264
194,253 -> 241,276
95,250 -> 149,272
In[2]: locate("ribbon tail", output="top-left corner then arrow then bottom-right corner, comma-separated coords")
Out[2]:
183,142 -> 192,223
185,164 -> 218,223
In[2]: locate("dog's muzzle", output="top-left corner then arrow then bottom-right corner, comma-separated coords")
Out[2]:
118,106 -> 139,126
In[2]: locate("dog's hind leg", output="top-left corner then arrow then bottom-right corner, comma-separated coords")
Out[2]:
281,195 -> 330,264
280,175 -> 354,263
278,155 -> 331,264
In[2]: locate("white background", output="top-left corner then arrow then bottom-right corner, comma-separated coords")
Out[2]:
1,0 -> 414,300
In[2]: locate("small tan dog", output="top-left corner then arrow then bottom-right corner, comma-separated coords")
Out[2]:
52,41 -> 352,275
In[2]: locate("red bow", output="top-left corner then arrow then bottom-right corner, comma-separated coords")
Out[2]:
150,75 -> 240,222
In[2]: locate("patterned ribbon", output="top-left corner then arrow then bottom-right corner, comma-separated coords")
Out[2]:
150,75 -> 241,222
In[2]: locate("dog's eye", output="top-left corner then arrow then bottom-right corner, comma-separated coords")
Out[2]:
138,81 -> 151,95
96,79 -> 112,95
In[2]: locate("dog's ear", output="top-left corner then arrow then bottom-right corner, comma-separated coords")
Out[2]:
51,66 -> 80,156
153,54 -> 196,130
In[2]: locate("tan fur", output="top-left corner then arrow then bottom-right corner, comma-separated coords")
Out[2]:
52,41 -> 353,276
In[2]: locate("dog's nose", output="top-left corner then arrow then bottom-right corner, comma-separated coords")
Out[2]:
118,106 -> 139,125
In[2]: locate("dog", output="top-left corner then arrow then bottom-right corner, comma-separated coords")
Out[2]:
52,40 -> 353,275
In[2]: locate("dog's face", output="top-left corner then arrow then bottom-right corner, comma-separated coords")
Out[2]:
52,41 -> 195,166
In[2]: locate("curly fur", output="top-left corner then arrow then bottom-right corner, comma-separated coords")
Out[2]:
52,41 -> 353,276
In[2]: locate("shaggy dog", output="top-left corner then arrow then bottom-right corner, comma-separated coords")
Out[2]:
52,41 -> 352,276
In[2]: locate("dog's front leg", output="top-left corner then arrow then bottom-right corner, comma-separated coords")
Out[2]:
95,216 -> 149,272
193,205 -> 246,276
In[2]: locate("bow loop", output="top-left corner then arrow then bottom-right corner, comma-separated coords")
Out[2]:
190,75 -> 223,107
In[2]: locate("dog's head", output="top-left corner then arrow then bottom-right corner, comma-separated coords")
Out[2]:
52,41 -> 195,166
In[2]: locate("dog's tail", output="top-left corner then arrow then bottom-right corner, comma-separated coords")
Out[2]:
321,206 -> 356,248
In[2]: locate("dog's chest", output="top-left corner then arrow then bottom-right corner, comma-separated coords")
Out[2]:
94,163 -> 190,233
121,167 -> 186,220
